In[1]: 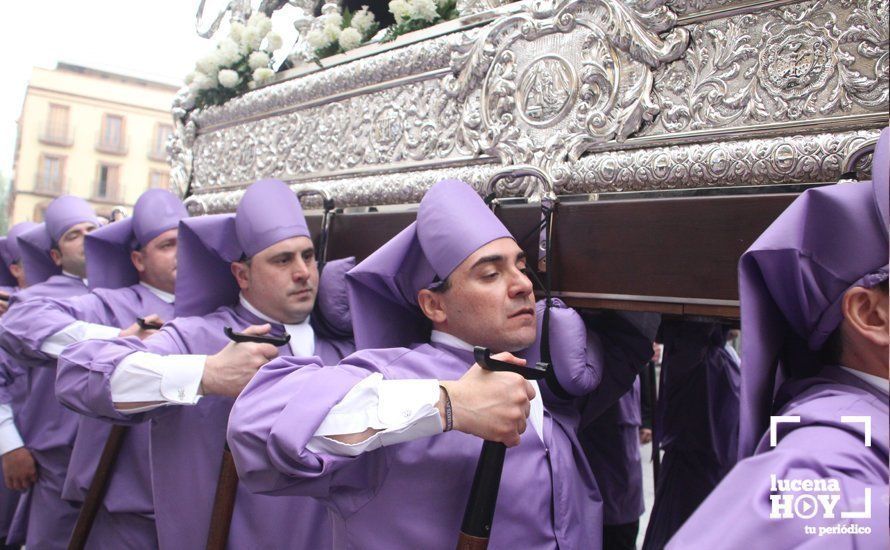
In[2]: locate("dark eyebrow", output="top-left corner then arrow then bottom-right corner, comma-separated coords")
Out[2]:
470,254 -> 504,270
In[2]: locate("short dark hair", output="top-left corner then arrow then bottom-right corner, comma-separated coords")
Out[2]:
819,278 -> 888,365
429,276 -> 451,294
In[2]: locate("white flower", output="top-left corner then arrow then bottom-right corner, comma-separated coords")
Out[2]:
218,69 -> 240,88
350,7 -> 376,35
321,12 -> 343,29
266,32 -> 283,50
184,71 -> 196,85
196,52 -> 221,75
247,12 -> 272,36
252,67 -> 275,83
339,27 -> 362,51
389,0 -> 411,22
410,0 -> 438,22
217,38 -> 242,66
323,23 -> 342,42
229,22 -> 245,42
191,72 -> 216,91
241,28 -> 263,52
306,28 -> 332,49
248,51 -> 270,70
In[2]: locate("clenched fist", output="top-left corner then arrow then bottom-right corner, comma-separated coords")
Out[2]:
201,324 -> 280,398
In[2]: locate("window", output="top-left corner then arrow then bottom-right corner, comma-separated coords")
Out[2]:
42,104 -> 71,145
36,154 -> 65,193
97,114 -> 126,154
150,124 -> 173,160
96,163 -> 120,200
148,170 -> 170,190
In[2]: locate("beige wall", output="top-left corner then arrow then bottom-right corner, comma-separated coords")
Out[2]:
9,64 -> 177,224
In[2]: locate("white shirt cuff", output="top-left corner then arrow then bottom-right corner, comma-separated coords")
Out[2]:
308,374 -> 443,457
110,352 -> 206,413
0,403 -> 24,455
40,321 -> 122,358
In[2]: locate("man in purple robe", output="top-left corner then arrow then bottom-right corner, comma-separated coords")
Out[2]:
0,222 -> 39,548
227,179 -> 608,550
579,377 -> 646,550
57,179 -> 355,549
641,320 -> 741,549
4,189 -> 187,547
0,197 -> 98,549
668,129 -> 890,548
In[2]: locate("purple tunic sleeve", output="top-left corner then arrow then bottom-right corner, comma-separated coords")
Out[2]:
55,327 -> 187,424
227,348 -> 409,499
0,293 -> 116,367
667,424 -> 890,549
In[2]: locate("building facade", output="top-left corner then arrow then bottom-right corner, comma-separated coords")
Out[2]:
8,63 -> 178,224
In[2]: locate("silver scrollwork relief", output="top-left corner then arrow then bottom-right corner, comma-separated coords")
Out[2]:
443,0 -> 689,186
185,129 -> 879,211
647,0 -> 889,134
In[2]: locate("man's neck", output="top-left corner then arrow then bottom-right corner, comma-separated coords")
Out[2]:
430,330 -> 474,352
238,293 -> 308,327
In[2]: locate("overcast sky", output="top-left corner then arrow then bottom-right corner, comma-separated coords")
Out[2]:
0,0 -> 220,177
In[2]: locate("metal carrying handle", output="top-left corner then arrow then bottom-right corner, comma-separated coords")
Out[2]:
840,137 -> 880,180
296,187 -> 336,267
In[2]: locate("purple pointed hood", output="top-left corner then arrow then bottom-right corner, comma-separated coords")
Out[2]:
737,127 -> 890,459
346,179 -> 513,349
44,195 -> 99,243
174,179 -> 311,318
85,189 -> 188,290
17,223 -> 59,285
0,221 -> 39,269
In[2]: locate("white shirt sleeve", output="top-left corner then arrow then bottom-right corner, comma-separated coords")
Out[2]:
306,373 -> 444,457
0,403 -> 24,455
40,321 -> 122,359
108,352 -> 207,413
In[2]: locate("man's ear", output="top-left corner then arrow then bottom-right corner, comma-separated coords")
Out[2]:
50,248 -> 63,267
130,250 -> 146,274
9,263 -> 23,280
417,289 -> 447,325
843,286 -> 890,348
231,261 -> 250,291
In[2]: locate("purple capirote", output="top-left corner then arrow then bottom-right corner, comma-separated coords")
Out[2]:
346,179 -> 513,349
86,189 -> 188,290
43,195 -> 99,243
16,223 -> 58,286
174,179 -> 310,318
737,127 -> 889,460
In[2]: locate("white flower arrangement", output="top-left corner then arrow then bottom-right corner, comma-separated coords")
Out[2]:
182,12 -> 282,111
307,4 -> 379,61
383,0 -> 458,42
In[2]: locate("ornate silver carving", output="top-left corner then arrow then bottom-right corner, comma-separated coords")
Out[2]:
172,0 -> 888,207
186,129 -> 880,211
443,0 -> 689,176
457,0 -> 515,18
647,0 -> 889,134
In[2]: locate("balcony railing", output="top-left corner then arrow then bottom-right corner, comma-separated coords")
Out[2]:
95,133 -> 129,155
38,123 -> 74,147
33,174 -> 67,195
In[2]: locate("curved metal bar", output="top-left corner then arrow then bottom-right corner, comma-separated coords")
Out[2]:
296,187 -> 336,266
840,137 -> 880,178
482,164 -> 555,199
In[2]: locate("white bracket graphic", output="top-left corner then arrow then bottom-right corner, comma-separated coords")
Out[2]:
770,415 -> 801,447
840,416 -> 872,447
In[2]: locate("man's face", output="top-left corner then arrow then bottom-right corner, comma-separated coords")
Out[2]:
426,237 -> 536,352
131,228 -> 178,294
9,262 -> 26,288
233,236 -> 318,324
51,221 -> 97,278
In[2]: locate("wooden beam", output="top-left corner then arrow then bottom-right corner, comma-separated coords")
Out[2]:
305,192 -> 797,318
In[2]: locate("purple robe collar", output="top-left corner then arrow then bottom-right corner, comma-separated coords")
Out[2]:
86,190 -> 188,290
175,180 -> 310,318
17,222 -> 60,285
44,195 -> 99,243
738,126 -> 890,459
346,179 -> 513,349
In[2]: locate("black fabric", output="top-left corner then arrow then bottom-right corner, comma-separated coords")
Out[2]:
603,520 -> 639,550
